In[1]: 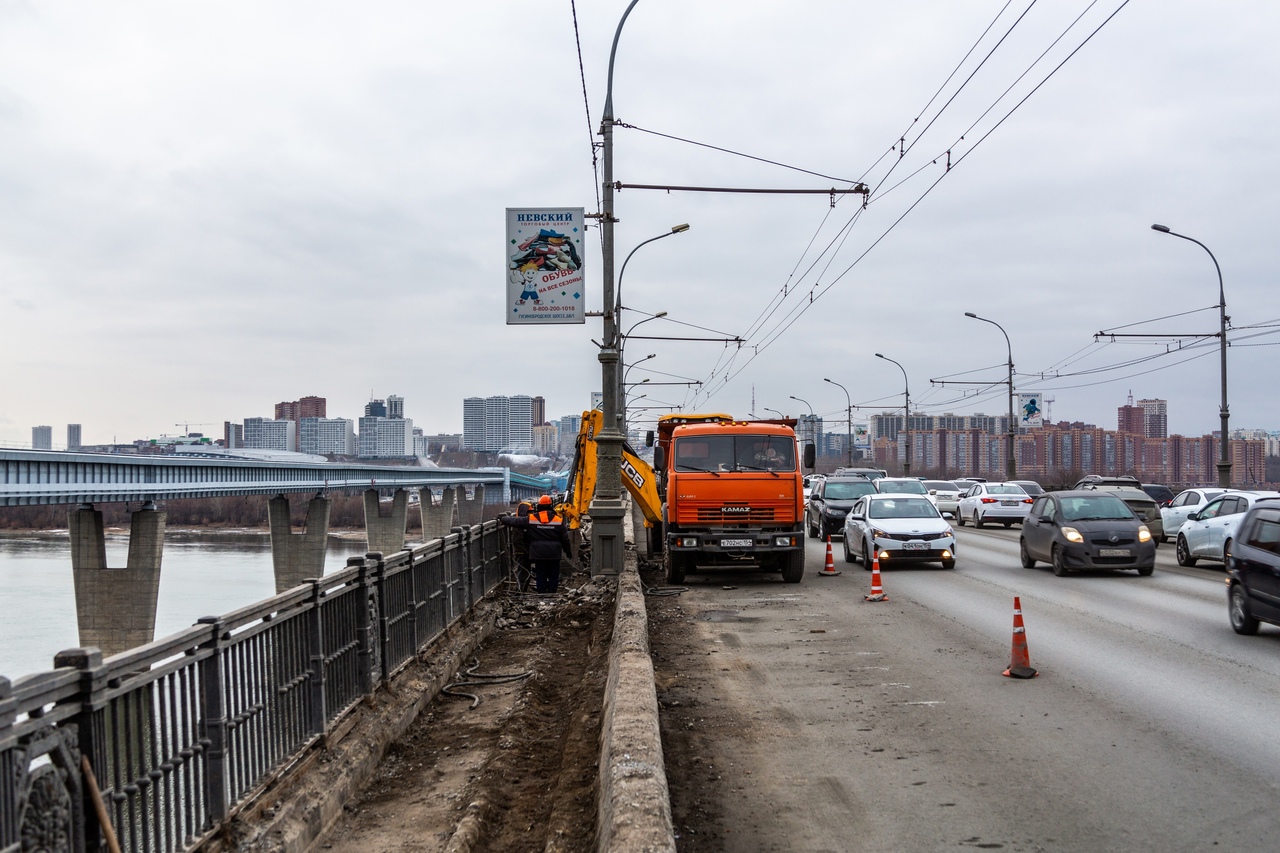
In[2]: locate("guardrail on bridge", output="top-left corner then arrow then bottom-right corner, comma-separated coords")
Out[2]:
0,521 -> 508,853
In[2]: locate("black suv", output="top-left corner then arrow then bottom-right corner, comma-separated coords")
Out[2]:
1226,498 -> 1280,634
807,476 -> 878,539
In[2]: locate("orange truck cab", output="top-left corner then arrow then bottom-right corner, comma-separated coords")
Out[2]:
653,414 -> 814,584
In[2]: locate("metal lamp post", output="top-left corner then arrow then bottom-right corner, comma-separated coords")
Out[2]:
1152,223 -> 1231,487
763,407 -> 785,419
789,395 -> 814,469
964,312 -> 1016,480
875,354 -> 911,477
618,313 -> 667,428
823,378 -> 853,467
592,0 -> 642,576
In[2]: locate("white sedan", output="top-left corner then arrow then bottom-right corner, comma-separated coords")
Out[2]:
955,482 -> 1033,528
842,493 -> 955,569
1176,491 -> 1280,567
922,480 -> 964,517
1160,487 -> 1230,544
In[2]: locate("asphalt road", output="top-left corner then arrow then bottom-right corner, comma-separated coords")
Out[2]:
652,526 -> 1280,852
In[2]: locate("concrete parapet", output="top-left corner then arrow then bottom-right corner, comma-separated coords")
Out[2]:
69,503 -> 166,656
268,495 -> 331,593
363,488 -> 409,556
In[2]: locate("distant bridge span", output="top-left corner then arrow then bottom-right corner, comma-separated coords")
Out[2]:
0,449 -> 550,506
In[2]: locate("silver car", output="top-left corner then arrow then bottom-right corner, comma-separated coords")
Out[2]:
1161,488 -> 1229,544
1176,491 -> 1280,567
923,480 -> 964,518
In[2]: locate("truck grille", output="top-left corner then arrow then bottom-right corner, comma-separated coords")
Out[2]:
696,506 -> 776,523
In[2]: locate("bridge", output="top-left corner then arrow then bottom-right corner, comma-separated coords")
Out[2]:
0,449 -> 554,657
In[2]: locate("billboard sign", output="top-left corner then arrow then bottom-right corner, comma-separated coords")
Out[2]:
505,208 -> 586,325
1018,393 -> 1044,428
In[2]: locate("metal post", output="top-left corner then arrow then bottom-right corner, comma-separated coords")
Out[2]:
875,354 -> 911,477
964,313 -> 1016,480
790,395 -> 814,469
1152,224 -> 1230,487
591,0 -> 640,577
823,378 -> 853,467
618,313 -> 666,429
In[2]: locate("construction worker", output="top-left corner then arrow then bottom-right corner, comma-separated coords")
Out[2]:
500,495 -> 571,593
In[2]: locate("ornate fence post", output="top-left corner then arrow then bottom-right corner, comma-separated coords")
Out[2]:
195,617 -> 230,823
371,552 -> 392,686
48,648 -> 101,853
307,577 -> 330,737
357,554 -> 380,696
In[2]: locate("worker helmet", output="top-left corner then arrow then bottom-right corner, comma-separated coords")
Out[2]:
538,495 -> 552,506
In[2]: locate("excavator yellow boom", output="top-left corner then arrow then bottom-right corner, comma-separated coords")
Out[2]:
559,409 -> 662,530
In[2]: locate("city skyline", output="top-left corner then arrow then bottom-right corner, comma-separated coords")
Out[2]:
2,4 -> 1278,445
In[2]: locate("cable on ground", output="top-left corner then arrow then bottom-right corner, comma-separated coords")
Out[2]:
442,657 -> 534,710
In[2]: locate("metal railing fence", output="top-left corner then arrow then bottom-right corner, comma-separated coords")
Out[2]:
0,522 -> 507,853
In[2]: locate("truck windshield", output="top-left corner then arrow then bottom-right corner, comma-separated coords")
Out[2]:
674,435 -> 795,473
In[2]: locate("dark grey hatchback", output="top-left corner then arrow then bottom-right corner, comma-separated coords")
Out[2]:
1225,498 -> 1280,634
1019,490 -> 1157,576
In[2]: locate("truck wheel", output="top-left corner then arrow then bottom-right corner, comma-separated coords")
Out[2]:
782,548 -> 805,583
648,524 -> 664,557
665,551 -> 687,584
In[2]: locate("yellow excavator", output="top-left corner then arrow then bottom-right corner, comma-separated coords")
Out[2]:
559,409 -> 663,536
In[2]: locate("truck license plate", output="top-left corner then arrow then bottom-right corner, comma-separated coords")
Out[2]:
1099,548 -> 1131,557
721,539 -> 753,548
903,542 -> 927,551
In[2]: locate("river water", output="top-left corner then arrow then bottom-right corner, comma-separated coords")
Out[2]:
0,530 -> 372,681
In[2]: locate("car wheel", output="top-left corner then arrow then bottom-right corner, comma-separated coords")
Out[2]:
956,511 -> 966,527
1175,534 -> 1198,568
863,544 -> 873,571
1002,521 -> 1012,528
1136,564 -> 1154,576
843,537 -> 856,564
974,510 -> 984,529
1223,538 -> 1234,565
941,558 -> 956,570
807,513 -> 818,539
1019,538 -> 1036,569
1051,545 -> 1068,577
1230,584 -> 1260,635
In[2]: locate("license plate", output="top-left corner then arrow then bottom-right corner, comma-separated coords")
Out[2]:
1099,548 -> 1131,557
721,539 -> 752,548
1001,500 -> 1018,507
903,542 -> 927,551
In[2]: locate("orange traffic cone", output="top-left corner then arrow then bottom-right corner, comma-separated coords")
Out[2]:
1002,596 -> 1038,678
864,551 -> 887,601
819,536 -> 842,577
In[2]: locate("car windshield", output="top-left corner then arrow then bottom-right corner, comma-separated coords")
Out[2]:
989,485 -> 1029,496
878,479 -> 928,495
1014,482 -> 1044,496
924,481 -> 958,491
868,498 -> 939,519
674,434 -> 795,473
1059,495 -> 1134,521
825,481 -> 877,500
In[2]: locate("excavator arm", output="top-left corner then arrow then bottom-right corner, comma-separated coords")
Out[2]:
559,409 -> 662,529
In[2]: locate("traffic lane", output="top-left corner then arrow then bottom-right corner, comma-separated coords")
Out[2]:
881,531 -> 1280,783
657,571 -> 1276,850
948,526 -> 1280,675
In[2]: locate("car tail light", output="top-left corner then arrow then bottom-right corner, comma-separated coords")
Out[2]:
1023,498 -> 1034,504
980,497 -> 998,504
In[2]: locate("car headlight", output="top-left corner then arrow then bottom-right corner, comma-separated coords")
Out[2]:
1138,525 -> 1151,543
942,526 -> 953,537
1062,526 -> 1084,544
871,528 -> 888,539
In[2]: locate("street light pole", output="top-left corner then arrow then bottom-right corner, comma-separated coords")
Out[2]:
618,312 -> 667,428
1152,224 -> 1231,488
964,312 -> 1016,480
823,378 -> 853,467
763,407 -> 785,419
875,354 -> 911,477
591,0 -> 641,577
789,395 -> 815,470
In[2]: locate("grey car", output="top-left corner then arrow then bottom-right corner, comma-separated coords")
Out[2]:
1019,490 -> 1156,576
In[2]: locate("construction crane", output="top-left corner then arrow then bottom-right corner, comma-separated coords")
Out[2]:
175,422 -> 216,436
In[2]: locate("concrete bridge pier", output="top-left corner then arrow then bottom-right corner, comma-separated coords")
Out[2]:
69,502 -> 166,657
420,487 -> 459,541
268,494 -> 331,593
457,485 -> 485,526
363,488 -> 409,555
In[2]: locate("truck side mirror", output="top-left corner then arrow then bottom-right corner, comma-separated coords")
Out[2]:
803,443 -> 816,469
654,445 -> 666,470
645,430 -> 655,447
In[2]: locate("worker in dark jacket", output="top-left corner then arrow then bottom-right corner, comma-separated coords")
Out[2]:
500,495 -> 572,592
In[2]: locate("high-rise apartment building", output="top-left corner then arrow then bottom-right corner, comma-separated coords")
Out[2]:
32,425 -> 52,450
1137,398 -> 1168,438
275,396 -> 326,422
244,418 -> 297,452
358,416 -> 414,458
484,396 -> 510,450
558,414 -> 583,456
508,395 -> 534,451
67,424 -> 82,451
462,394 -> 543,452
532,423 -> 557,455
365,399 -> 387,418
387,395 -> 404,419
532,396 -> 545,426
463,397 -> 487,450
224,421 -> 244,449
300,417 -> 355,455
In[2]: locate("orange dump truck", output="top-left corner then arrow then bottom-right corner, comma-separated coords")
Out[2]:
652,414 -> 814,584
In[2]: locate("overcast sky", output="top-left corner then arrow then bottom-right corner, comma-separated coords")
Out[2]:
2,1 -> 1276,448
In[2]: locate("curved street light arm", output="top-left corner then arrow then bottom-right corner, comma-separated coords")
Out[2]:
823,378 -> 854,466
